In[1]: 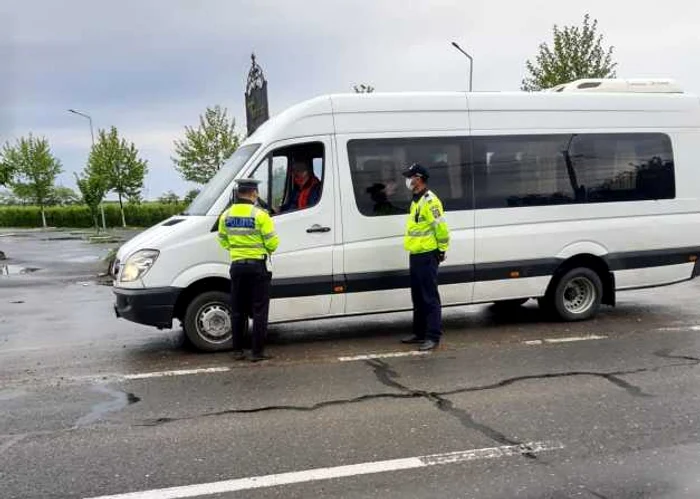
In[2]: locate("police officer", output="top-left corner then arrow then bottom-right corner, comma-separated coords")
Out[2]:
400,164 -> 450,351
218,179 -> 279,362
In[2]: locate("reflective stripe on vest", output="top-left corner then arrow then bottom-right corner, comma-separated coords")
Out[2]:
404,190 -> 444,254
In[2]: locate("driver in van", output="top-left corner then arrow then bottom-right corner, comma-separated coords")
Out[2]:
280,161 -> 322,213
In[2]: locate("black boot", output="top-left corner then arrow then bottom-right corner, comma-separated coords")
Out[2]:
401,335 -> 425,344
418,340 -> 438,351
250,353 -> 272,363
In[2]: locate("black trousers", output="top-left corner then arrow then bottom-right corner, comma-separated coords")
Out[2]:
229,260 -> 271,355
409,251 -> 442,342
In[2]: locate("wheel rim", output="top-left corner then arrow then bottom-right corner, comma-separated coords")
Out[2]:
562,276 -> 596,315
195,302 -> 232,344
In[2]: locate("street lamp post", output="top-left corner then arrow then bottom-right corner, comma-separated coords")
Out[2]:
68,109 -> 94,145
451,42 -> 474,92
68,109 -> 106,230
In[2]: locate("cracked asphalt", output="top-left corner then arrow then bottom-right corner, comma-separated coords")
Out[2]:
2,230 -> 700,498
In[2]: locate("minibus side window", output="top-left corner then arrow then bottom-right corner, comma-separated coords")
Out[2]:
570,133 -> 675,202
472,133 -> 675,208
472,135 -> 575,209
347,137 -> 471,216
250,156 -> 271,207
248,155 -> 286,214
249,142 -> 325,216
271,156 -> 289,209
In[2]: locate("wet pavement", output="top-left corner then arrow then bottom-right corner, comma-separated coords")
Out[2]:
1,230 -> 699,498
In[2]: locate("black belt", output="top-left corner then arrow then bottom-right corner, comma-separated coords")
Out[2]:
232,259 -> 265,265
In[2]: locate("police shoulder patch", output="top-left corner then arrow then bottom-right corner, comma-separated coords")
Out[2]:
430,205 -> 441,218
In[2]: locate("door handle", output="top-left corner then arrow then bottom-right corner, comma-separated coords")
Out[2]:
306,224 -> 331,233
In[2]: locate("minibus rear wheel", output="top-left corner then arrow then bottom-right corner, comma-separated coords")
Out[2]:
183,291 -> 242,352
544,267 -> 603,321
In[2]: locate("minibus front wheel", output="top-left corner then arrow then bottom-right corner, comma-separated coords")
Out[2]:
183,290 -> 246,352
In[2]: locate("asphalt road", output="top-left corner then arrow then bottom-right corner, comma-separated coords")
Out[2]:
1,230 -> 699,498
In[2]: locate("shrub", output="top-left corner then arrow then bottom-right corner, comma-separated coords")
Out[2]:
0,202 -> 188,228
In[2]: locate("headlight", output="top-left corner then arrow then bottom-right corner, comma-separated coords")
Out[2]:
120,249 -> 159,283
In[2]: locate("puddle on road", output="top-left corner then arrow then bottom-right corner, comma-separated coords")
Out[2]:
0,264 -> 42,276
88,236 -> 122,244
75,385 -> 140,427
42,236 -> 83,241
0,233 -> 30,238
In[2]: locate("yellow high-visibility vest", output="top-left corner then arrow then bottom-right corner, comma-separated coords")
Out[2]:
217,202 -> 279,261
404,190 -> 450,255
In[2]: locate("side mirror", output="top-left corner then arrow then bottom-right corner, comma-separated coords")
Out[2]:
211,192 -> 235,233
257,197 -> 276,216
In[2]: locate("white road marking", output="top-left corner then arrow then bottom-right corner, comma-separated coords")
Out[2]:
656,325 -> 700,332
338,351 -> 429,362
84,441 -> 564,499
524,335 -> 608,346
544,334 -> 608,343
17,329 -> 622,385
119,367 -> 232,380
74,367 -> 234,382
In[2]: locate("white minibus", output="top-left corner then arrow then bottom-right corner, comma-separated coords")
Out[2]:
113,79 -> 700,351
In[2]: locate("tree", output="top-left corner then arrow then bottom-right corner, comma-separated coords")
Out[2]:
353,84 -> 375,93
172,105 -> 241,184
74,167 -> 109,233
47,186 -> 80,206
0,158 -> 13,187
8,183 -> 79,207
126,191 -> 143,204
89,126 -> 148,227
158,190 -> 180,204
521,14 -> 617,91
0,189 -> 18,205
1,135 -> 62,227
183,188 -> 200,204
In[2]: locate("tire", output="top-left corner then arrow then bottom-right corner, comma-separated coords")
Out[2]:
547,267 -> 603,322
492,298 -> 529,311
183,291 -> 245,352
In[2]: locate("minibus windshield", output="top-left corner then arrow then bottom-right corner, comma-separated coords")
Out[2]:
182,143 -> 260,215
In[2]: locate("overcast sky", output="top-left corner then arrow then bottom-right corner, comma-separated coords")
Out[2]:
2,0 -> 699,198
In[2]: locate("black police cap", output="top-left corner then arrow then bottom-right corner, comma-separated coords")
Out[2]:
234,178 -> 261,190
401,163 -> 430,180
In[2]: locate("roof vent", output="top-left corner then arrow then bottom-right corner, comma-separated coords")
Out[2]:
545,78 -> 683,94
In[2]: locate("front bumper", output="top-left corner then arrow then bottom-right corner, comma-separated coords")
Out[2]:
113,287 -> 180,329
